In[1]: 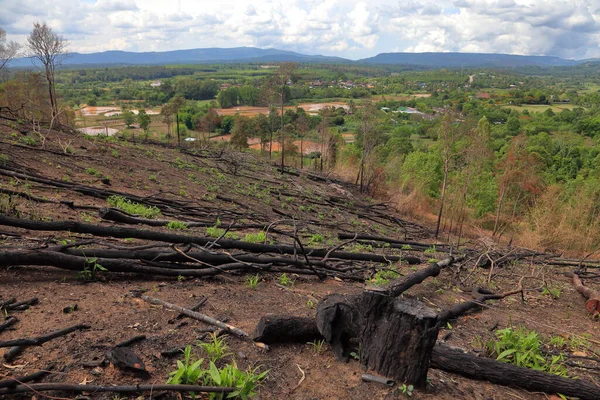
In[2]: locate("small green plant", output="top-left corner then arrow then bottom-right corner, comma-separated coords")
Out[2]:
306,299 -> 315,309
246,274 -> 260,289
399,383 -> 414,397
542,286 -> 561,300
167,345 -> 205,385
206,361 -> 268,400
0,154 -> 8,165
167,221 -> 187,230
277,273 -> 294,287
107,195 -> 161,218
243,231 -> 266,244
401,244 -> 412,250
111,149 -> 119,158
428,258 -> 438,264
19,136 -> 36,146
149,174 -> 157,182
76,257 -> 107,281
86,167 -> 102,177
549,336 -> 567,348
424,246 -> 437,255
369,268 -> 400,286
307,233 -> 325,246
349,351 -> 360,360
486,327 -> 568,376
198,333 -> 231,362
308,339 -> 325,354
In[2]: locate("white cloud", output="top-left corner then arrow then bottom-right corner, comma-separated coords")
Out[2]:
1,0 -> 599,59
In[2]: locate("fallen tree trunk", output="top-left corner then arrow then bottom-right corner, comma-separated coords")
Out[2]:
0,383 -> 234,397
0,364 -> 54,389
0,250 -> 366,280
337,233 -> 450,251
253,315 -> 321,344
0,215 -> 420,265
0,317 -> 17,334
438,287 -> 523,323
381,257 -> 461,297
572,273 -> 600,315
431,344 -> 600,400
0,324 -> 90,348
98,208 -> 269,230
140,295 -> 249,338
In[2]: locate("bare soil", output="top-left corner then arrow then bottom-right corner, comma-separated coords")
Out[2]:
0,121 -> 599,400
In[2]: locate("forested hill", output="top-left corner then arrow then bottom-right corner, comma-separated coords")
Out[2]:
9,47 -> 346,67
9,47 -> 590,68
357,52 -> 582,67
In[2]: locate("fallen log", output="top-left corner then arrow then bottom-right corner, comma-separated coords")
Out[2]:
0,383 -> 234,397
99,207 -> 269,230
0,317 -> 18,334
0,364 -> 54,389
0,249 -> 365,280
0,324 -> 90,348
140,294 -> 249,338
253,315 -> 321,344
438,286 -> 523,323
381,256 -> 461,297
337,233 -> 451,251
572,273 -> 600,316
431,344 -> 600,400
0,216 -> 421,265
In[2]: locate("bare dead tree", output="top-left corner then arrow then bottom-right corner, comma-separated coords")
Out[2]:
0,27 -> 20,72
26,22 -> 68,125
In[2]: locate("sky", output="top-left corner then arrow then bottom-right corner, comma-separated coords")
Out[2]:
2,0 -> 600,60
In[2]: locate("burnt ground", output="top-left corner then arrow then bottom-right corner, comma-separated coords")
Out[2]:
0,123 -> 599,400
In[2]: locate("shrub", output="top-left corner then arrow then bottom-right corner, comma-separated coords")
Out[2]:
106,195 -> 161,218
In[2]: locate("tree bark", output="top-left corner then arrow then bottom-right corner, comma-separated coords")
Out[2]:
0,215 -> 420,265
360,293 -> 439,388
140,295 -> 249,338
572,273 -> 600,315
431,344 -> 600,400
253,315 -> 321,344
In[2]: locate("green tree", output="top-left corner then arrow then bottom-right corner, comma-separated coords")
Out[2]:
137,109 -> 151,138
123,110 -> 135,128
230,115 -> 253,149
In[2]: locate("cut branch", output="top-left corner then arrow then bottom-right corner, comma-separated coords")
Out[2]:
140,295 -> 249,338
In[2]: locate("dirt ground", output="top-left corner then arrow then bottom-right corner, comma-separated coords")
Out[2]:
0,122 -> 599,400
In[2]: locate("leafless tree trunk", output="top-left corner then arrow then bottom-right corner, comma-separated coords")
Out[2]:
27,22 -> 68,126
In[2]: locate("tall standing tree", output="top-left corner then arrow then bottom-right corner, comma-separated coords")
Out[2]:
434,113 -> 464,239
137,109 -> 151,139
356,101 -> 380,193
0,27 -> 20,72
170,96 -> 186,145
27,22 -> 68,124
267,63 -> 296,173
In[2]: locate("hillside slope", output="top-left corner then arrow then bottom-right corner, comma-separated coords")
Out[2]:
0,122 -> 598,399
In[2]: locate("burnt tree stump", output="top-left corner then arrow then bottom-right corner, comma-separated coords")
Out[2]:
359,292 -> 439,388
253,315 -> 321,344
316,294 -> 361,361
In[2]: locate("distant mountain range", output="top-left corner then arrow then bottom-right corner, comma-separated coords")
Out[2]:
9,47 -> 595,68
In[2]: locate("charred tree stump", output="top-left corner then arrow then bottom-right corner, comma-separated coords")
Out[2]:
359,292 -> 439,388
253,315 -> 321,344
316,294 -> 361,361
